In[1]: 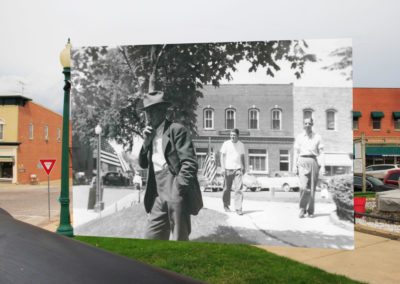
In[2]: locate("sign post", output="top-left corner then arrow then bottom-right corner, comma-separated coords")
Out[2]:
40,159 -> 56,220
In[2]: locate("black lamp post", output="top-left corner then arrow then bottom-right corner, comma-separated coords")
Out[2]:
94,124 -> 104,212
56,39 -> 73,237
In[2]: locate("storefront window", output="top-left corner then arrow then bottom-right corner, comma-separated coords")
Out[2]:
248,149 -> 267,172
279,150 -> 289,171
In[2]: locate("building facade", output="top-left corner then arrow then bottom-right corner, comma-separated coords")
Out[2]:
194,84 -> 354,177
194,84 -> 295,176
0,95 -> 67,184
353,88 -> 400,166
293,87 -> 353,175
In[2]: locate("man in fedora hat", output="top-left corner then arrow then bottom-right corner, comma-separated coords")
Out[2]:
139,91 -> 203,241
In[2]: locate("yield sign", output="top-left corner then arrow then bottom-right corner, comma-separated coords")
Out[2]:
40,159 -> 56,176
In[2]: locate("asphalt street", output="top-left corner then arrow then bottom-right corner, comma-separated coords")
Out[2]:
0,185 -> 63,228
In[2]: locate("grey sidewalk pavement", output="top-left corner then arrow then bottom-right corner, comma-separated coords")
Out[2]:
202,195 -> 354,249
203,195 -> 400,283
261,231 -> 400,284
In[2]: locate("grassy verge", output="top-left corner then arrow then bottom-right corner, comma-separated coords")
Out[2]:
75,236 -> 362,284
354,192 -> 376,198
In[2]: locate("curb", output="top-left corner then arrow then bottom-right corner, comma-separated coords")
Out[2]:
354,224 -> 400,241
329,210 -> 353,231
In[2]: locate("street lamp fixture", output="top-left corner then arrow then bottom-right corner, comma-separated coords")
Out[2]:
56,39 -> 73,237
94,124 -> 104,212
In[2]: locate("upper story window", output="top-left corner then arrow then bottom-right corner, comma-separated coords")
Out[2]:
303,109 -> 313,121
57,128 -> 61,141
29,123 -> 34,139
371,111 -> 384,130
44,125 -> 49,140
204,108 -> 214,130
272,109 -> 282,130
353,111 -> 361,130
248,108 -> 259,129
326,109 -> 336,130
0,118 -> 4,140
393,112 -> 400,130
225,108 -> 236,130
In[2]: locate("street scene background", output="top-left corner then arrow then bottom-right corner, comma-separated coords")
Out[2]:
71,38 -> 353,249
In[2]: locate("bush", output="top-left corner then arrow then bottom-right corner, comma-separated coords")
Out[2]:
327,174 -> 353,222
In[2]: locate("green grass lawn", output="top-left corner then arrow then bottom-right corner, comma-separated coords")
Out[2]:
75,236 -> 363,284
354,192 -> 376,198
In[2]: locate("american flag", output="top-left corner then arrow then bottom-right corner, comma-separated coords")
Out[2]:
203,151 -> 217,182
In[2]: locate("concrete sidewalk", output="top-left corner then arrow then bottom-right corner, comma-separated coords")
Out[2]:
260,231 -> 400,284
203,195 -> 400,283
30,191 -> 400,284
202,195 -> 354,249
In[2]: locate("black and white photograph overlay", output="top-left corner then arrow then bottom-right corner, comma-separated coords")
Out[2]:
71,38 -> 354,249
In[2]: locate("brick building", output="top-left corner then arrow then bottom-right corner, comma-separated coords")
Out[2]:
194,84 -> 354,176
194,84 -> 294,176
0,95 -> 69,184
353,88 -> 400,166
293,87 -> 353,175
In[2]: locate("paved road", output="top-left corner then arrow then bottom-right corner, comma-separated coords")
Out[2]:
0,185 -> 65,228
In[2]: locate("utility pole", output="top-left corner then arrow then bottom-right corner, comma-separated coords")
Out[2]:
361,133 -> 366,193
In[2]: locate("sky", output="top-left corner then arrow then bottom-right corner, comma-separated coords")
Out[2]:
0,0 -> 399,114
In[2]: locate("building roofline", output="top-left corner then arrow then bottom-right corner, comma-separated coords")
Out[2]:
29,101 -> 63,118
354,87 -> 400,90
0,94 -> 32,101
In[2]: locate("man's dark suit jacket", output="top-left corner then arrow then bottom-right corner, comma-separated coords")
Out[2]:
139,120 -> 203,215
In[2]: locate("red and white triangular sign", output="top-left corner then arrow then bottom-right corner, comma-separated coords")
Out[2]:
40,159 -> 56,176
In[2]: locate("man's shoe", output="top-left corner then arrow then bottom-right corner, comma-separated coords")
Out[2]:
224,206 -> 230,212
236,210 -> 243,216
308,213 -> 314,218
299,209 -> 305,218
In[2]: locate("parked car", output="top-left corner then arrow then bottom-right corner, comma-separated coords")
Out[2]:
257,171 -> 300,192
383,169 -> 400,187
198,172 -> 224,192
365,164 -> 400,180
242,173 -> 261,192
102,171 -> 131,186
73,171 -> 90,185
353,173 -> 397,192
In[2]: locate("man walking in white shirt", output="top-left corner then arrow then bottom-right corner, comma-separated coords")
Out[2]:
220,128 -> 246,215
293,118 -> 325,218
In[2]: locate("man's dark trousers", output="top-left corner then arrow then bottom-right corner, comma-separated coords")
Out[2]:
144,167 -> 190,241
222,169 -> 243,211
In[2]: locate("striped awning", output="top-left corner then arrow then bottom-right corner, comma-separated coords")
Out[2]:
371,111 -> 384,118
353,111 -> 362,118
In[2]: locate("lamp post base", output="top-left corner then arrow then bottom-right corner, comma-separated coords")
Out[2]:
94,202 -> 104,212
56,224 -> 74,237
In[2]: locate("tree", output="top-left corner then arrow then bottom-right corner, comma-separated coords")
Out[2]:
71,40 -> 317,149
322,46 -> 352,81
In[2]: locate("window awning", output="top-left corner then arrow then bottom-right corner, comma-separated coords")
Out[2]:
324,153 -> 353,166
393,112 -> 400,119
0,156 -> 14,163
366,146 -> 400,156
353,111 -> 362,118
371,111 -> 384,118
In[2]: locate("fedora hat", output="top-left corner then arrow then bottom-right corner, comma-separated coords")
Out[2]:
141,91 -> 170,110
